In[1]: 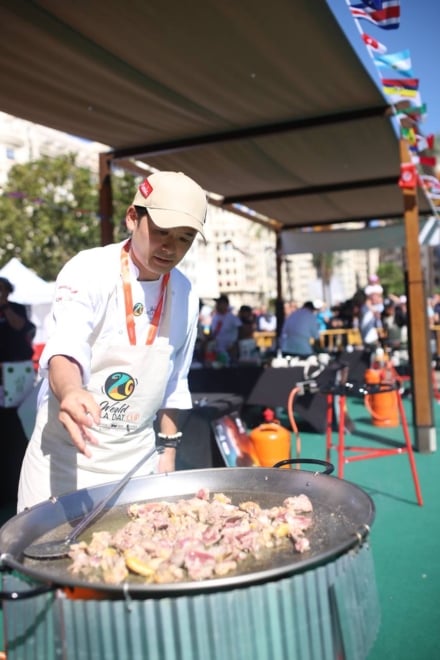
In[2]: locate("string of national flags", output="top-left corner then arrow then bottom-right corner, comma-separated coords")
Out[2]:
344,0 -> 440,213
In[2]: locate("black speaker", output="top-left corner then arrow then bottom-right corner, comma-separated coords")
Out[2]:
176,393 -> 244,470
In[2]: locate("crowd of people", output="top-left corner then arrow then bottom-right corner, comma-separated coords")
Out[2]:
194,273 -> 440,365
194,295 -> 277,367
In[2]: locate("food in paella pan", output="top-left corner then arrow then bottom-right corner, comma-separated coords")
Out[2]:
68,488 -> 313,584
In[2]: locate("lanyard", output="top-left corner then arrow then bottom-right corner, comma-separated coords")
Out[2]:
120,240 -> 169,345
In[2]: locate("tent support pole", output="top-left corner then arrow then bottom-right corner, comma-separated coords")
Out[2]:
99,152 -> 114,246
275,231 -> 285,345
400,139 -> 436,453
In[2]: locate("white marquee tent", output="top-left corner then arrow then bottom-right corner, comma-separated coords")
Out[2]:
0,258 -> 54,344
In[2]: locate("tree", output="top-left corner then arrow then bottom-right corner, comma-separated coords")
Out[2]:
312,251 -> 342,305
0,155 -> 136,280
376,261 -> 405,296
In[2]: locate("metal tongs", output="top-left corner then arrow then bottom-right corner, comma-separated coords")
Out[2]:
23,446 -> 157,560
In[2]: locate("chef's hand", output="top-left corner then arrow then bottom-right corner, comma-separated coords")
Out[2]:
48,355 -> 101,457
158,448 -> 176,473
58,387 -> 101,457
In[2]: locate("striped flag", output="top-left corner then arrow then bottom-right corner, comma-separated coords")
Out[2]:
420,175 -> 440,199
419,134 -> 435,151
361,33 -> 387,53
401,126 -> 417,145
349,1 -> 400,30
381,78 -> 419,92
420,156 -> 437,167
395,103 -> 427,119
382,78 -> 419,100
372,49 -> 413,77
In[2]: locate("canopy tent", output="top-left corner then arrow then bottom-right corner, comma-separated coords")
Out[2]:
0,0 -> 435,450
0,258 -> 54,306
281,218 -> 439,254
0,0 -> 433,234
0,258 -> 54,344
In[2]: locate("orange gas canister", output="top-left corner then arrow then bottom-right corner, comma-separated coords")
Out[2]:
364,368 -> 399,428
249,408 -> 291,467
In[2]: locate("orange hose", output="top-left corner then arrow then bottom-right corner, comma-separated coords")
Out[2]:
287,386 -> 301,465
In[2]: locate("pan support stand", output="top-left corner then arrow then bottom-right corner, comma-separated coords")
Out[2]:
323,382 -> 423,507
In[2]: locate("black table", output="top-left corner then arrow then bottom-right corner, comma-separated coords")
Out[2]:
246,366 -> 338,433
188,364 -> 341,434
188,366 -> 264,399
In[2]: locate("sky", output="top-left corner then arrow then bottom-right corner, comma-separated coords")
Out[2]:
326,0 -> 440,137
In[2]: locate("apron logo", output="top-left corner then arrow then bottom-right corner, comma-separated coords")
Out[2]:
104,372 -> 136,401
133,302 -> 144,316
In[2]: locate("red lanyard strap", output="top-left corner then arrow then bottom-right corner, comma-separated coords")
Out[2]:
120,241 -> 169,345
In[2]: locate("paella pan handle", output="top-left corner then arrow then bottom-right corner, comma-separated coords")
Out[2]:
0,556 -> 57,600
272,458 -> 335,474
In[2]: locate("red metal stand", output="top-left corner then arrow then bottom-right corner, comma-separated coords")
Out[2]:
325,384 -> 424,506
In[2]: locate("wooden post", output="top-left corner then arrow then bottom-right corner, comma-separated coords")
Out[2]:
400,139 -> 436,452
275,231 -> 285,343
99,152 -> 114,246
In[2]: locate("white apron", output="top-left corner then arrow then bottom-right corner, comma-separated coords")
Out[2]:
18,260 -> 173,510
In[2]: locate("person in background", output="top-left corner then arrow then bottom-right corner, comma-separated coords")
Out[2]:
280,300 -> 320,358
18,171 -> 207,511
314,299 -> 332,331
427,296 -> 436,328
381,299 -> 402,350
257,305 -> 277,332
208,294 -> 241,363
237,304 -> 260,362
359,284 -> 383,349
433,293 -> 440,324
238,304 -> 257,340
192,299 -> 209,366
0,277 -> 36,507
394,295 -> 408,337
0,277 -> 35,364
283,300 -> 297,319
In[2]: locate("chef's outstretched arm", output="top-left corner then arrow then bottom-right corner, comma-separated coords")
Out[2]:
48,354 -> 101,457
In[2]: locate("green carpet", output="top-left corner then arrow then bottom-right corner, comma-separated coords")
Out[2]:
288,394 -> 440,660
1,394 -> 439,659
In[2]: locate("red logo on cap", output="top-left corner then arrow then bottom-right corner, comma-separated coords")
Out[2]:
139,179 -> 153,199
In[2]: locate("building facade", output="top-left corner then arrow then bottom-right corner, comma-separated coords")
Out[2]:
0,111 -> 378,312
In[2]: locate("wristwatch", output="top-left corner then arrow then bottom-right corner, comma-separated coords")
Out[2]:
155,431 -> 183,452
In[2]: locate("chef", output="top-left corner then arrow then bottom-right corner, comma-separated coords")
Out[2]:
18,171 -> 207,511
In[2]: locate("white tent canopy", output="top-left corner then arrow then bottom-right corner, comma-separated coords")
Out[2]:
0,258 -> 54,305
281,218 -> 439,255
0,258 -> 54,344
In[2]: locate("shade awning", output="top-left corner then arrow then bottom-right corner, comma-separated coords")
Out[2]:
0,0 -> 432,231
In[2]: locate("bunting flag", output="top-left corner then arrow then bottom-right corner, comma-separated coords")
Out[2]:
394,102 -> 427,119
382,78 -> 419,100
419,156 -> 437,168
364,1 -> 385,9
398,162 -> 418,189
372,49 -> 413,77
414,134 -> 435,153
419,175 -> 440,199
400,126 -> 417,146
349,1 -> 400,29
347,0 -> 435,210
361,33 -> 387,53
381,78 -> 419,93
